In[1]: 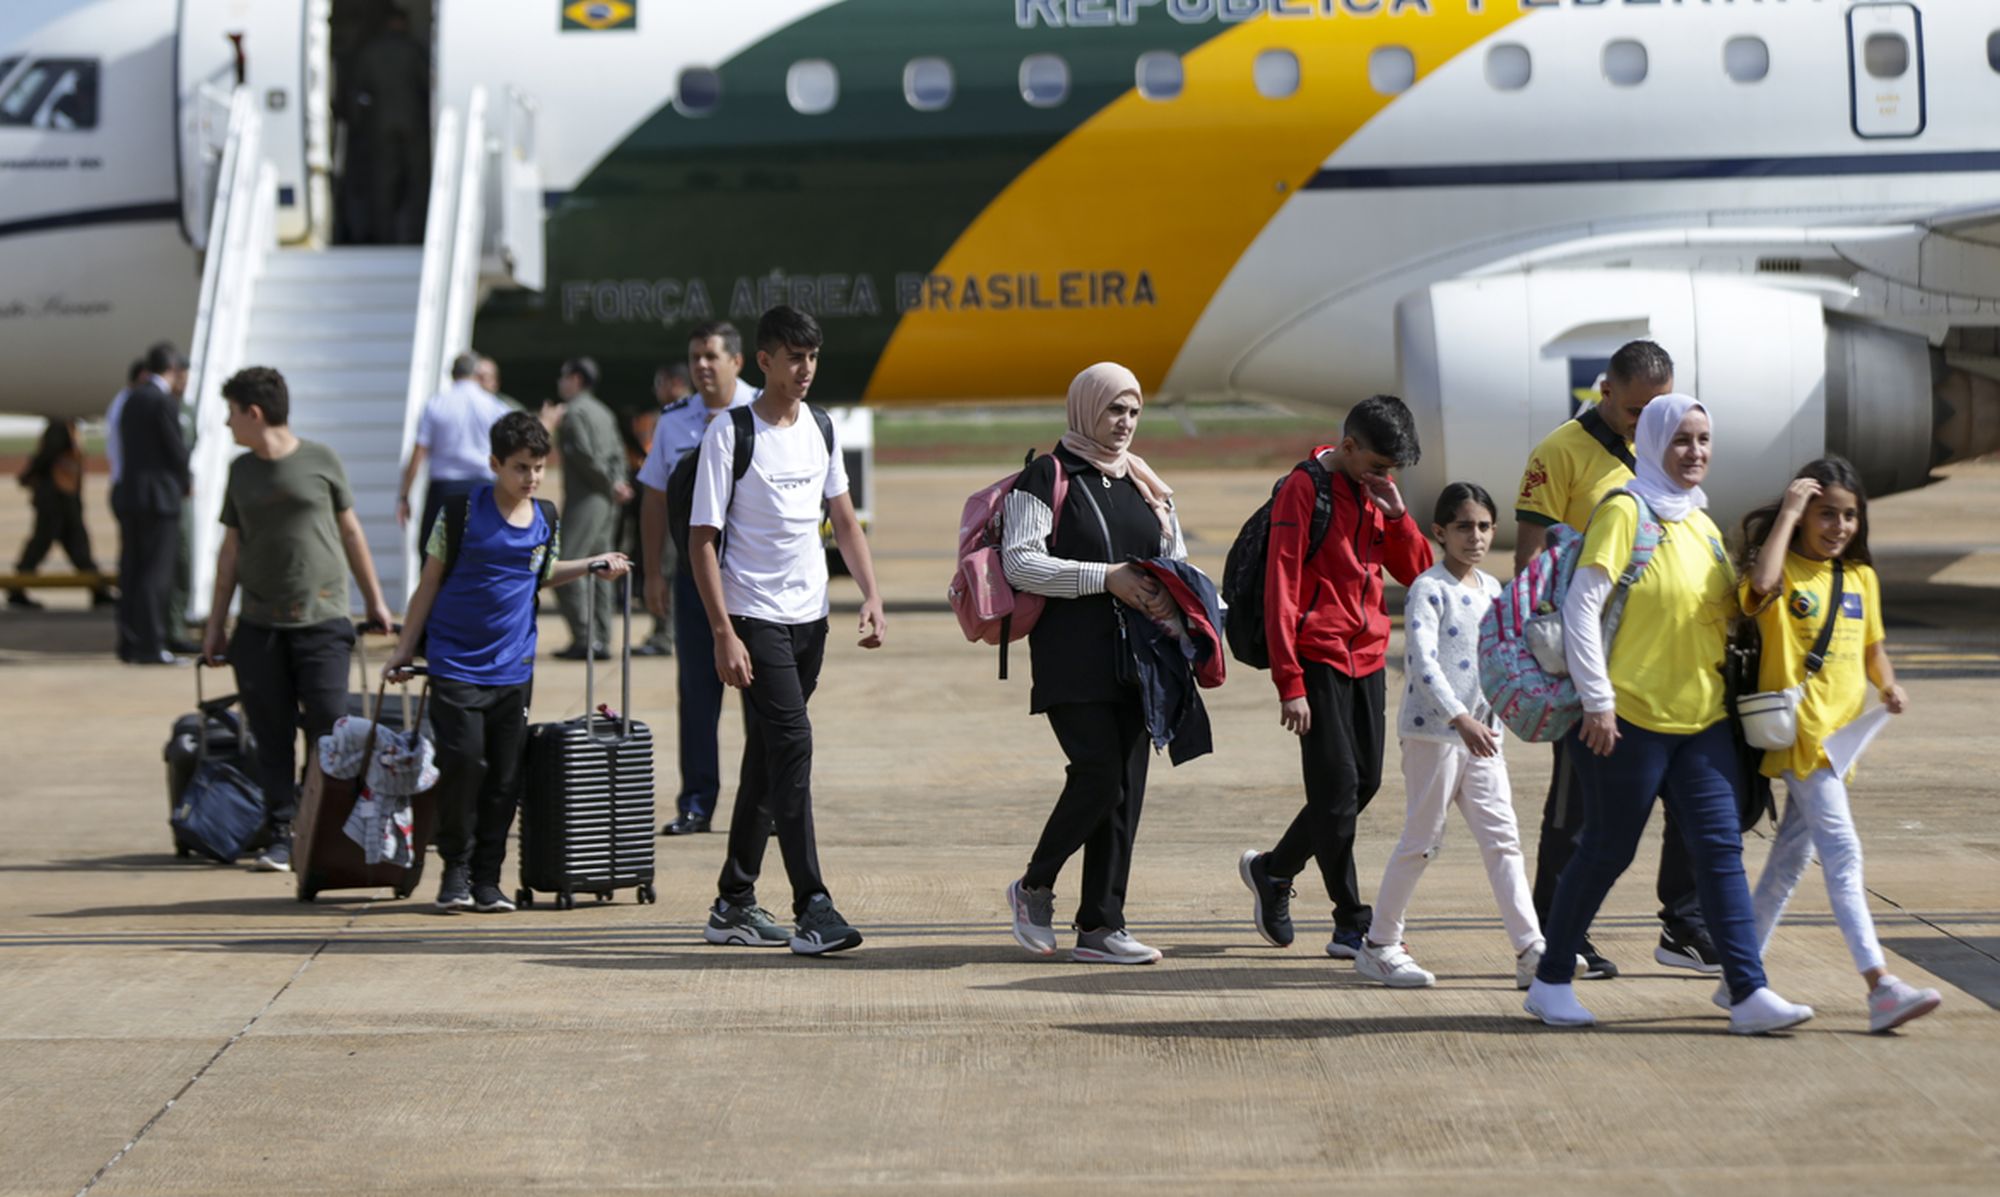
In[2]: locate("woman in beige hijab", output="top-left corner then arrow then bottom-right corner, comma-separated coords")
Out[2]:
998,363 -> 1186,965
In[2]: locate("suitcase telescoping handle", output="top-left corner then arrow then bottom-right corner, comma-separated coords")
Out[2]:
582,560 -> 634,746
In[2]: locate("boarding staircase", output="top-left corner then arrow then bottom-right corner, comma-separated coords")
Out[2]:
181,84 -> 544,620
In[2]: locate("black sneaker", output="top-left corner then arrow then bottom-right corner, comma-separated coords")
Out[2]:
1238,849 -> 1295,948
472,884 -> 517,913
1656,924 -> 1724,974
254,828 -> 292,873
790,893 -> 863,955
1579,938 -> 1620,980
6,591 -> 42,610
435,863 -> 473,911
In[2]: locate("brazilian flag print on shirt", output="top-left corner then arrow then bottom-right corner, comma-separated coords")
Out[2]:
562,1 -> 636,32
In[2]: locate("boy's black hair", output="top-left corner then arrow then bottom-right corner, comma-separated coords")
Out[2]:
1735,455 -> 1872,571
560,356 -> 599,391
1343,395 -> 1421,468
1432,481 -> 1498,530
1606,340 -> 1674,388
757,305 -> 822,355
222,366 -> 290,427
491,410 -> 551,461
688,321 -> 743,358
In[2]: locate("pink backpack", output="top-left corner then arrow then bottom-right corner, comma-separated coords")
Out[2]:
948,452 -> 1068,679
1477,489 -> 1661,742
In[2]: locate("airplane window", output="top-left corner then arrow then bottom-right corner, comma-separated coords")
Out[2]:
0,59 -> 98,130
675,67 -> 721,117
905,57 -> 954,112
1485,43 -> 1531,91
1863,33 -> 1909,79
0,57 -> 17,83
787,59 -> 839,115
1603,39 -> 1648,87
1369,46 -> 1415,96
1725,36 -> 1769,83
1254,49 -> 1299,100
1020,54 -> 1070,109
1136,51 -> 1182,101
1990,31 -> 2000,73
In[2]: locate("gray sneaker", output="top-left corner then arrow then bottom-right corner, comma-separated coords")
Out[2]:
1073,927 -> 1162,965
435,863 -> 473,912
1007,879 -> 1057,957
790,894 -> 863,955
254,826 -> 293,873
704,899 -> 790,947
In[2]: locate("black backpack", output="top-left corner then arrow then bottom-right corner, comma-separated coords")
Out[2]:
1220,456 -> 1337,670
665,403 -> 834,557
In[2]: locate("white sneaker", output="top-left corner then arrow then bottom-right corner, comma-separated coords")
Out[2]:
1868,975 -> 1942,1032
1728,986 -> 1814,1035
1006,879 -> 1057,957
1357,940 -> 1435,988
1513,943 -> 1586,989
1711,981 -> 1732,1011
1523,979 -> 1596,1027
1073,927 -> 1161,965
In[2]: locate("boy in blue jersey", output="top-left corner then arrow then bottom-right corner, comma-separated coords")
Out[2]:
385,412 -> 631,912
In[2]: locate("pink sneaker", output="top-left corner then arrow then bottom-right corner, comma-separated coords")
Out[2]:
1869,976 -> 1942,1033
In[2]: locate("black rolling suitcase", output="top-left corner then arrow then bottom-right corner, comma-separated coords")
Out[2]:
517,565 -> 658,909
165,662 -> 266,862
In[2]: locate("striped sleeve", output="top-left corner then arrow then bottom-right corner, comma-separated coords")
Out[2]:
1001,489 -> 1109,599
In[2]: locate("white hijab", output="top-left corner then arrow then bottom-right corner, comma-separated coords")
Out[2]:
1627,392 -> 1709,523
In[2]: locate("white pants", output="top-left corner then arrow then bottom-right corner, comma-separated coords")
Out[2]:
1750,767 -> 1885,974
1371,736 -> 1541,952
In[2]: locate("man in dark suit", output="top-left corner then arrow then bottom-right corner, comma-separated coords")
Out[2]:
114,343 -> 191,665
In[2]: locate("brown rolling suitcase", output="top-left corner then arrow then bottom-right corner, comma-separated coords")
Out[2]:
294,646 -> 437,903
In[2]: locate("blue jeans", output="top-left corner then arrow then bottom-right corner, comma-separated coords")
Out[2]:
1536,719 -> 1768,1004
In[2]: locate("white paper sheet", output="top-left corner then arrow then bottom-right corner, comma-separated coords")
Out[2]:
1822,705 -> 1894,778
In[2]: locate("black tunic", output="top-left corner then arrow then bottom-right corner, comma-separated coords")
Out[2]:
1019,444 -> 1166,714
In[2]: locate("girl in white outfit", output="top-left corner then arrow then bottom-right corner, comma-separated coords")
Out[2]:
1735,456 -> 1941,1032
1356,483 -> 1551,989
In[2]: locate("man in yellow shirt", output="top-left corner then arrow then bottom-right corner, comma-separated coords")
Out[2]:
1511,340 -> 1720,979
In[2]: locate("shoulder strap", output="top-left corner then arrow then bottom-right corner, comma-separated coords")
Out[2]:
1586,488 -> 1661,587
729,405 -> 755,482
1576,407 -> 1637,471
440,495 -> 471,580
809,403 -> 834,454
1296,456 -> 1337,560
1804,559 -> 1844,675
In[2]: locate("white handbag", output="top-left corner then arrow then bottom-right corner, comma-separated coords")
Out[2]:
1735,561 -> 1843,752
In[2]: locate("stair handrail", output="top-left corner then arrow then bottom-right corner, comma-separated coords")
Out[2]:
487,85 -> 545,291
440,85 -> 490,362
183,88 -> 276,624
397,102 -> 468,603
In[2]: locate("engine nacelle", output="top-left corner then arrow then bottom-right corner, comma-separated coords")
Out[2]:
1396,270 -> 1974,542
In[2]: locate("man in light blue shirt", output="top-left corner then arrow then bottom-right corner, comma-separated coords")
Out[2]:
398,352 -> 511,553
638,321 -> 756,836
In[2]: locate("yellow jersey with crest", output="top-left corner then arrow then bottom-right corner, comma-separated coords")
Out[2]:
1743,552 -> 1885,780
1516,416 -> 1635,533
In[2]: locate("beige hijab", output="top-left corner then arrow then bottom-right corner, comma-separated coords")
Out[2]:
1059,362 -> 1175,541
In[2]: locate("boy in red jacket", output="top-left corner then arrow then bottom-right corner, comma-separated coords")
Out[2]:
1239,396 -> 1433,959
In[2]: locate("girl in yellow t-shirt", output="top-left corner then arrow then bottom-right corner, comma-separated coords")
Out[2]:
1736,456 -> 1941,1033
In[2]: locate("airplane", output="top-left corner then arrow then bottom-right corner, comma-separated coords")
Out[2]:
3,0 -> 1998,556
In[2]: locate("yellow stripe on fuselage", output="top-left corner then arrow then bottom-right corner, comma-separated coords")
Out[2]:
864,6 -> 1525,403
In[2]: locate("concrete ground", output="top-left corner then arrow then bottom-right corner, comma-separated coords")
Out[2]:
2,462 -> 1997,1195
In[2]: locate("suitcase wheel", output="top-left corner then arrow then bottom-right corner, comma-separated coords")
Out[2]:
595,891 -> 611,904
636,884 -> 656,905
175,845 -> 192,860
393,887 -> 413,900
558,890 -> 576,911
515,887 -> 534,909
297,888 -> 317,903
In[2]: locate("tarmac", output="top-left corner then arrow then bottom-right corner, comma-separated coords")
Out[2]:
2,461 -> 1997,1195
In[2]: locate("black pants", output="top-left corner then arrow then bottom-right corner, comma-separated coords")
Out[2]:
15,487 -> 101,578
1025,697 -> 1152,932
230,618 -> 355,826
673,565 -> 729,817
1267,663 -> 1386,933
116,505 -> 178,660
1531,736 -> 1707,935
716,616 -> 828,916
429,677 -> 533,886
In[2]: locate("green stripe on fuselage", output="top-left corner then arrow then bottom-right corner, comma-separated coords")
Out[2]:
474,0 -> 1223,409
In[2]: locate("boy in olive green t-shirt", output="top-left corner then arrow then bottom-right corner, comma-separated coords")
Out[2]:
201,367 -> 395,872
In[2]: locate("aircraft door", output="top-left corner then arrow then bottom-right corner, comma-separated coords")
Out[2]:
1848,2 -> 1925,139
177,0 -> 316,244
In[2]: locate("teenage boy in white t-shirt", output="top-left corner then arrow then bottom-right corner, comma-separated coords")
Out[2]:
687,305 -> 886,955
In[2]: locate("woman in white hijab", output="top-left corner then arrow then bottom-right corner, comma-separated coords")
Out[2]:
1525,395 -> 1816,1035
